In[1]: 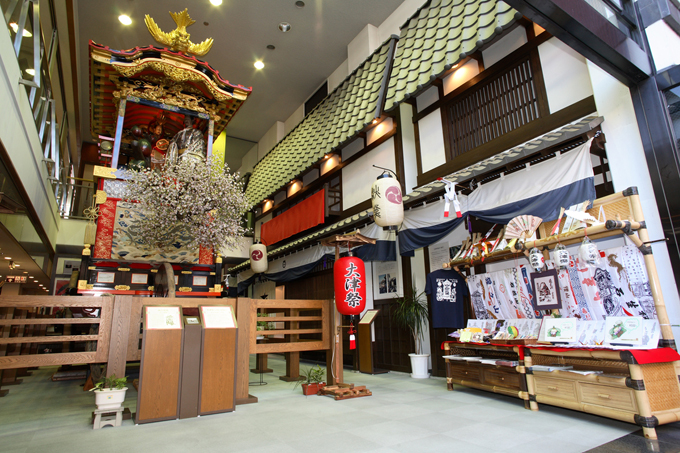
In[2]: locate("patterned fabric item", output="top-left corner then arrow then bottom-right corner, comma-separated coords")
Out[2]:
517,264 -> 541,318
467,274 -> 494,319
93,199 -> 118,259
493,268 -> 526,318
566,257 -> 597,320
620,245 -> 657,318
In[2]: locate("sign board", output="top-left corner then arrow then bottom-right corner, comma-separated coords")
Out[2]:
144,306 -> 182,330
5,276 -> 27,283
200,305 -> 237,329
359,309 -> 379,325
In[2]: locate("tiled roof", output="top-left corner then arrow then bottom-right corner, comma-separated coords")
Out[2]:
245,37 -> 398,205
384,0 -> 521,111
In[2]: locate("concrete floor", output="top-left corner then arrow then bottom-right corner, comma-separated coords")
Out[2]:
0,356 -> 644,452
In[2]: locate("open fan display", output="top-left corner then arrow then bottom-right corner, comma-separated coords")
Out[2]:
504,215 -> 543,241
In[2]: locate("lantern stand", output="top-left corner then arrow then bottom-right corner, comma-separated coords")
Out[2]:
320,231 -> 376,385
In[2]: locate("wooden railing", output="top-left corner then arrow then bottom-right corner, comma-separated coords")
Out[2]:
0,296 -> 113,370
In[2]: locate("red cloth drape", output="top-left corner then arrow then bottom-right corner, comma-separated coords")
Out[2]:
260,189 -> 325,246
93,199 -> 117,259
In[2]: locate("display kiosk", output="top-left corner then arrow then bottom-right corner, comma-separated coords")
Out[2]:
198,305 -> 238,415
136,305 -> 183,424
179,315 -> 202,419
358,309 -> 388,375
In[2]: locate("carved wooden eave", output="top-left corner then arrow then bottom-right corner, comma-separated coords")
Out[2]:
89,41 -> 251,139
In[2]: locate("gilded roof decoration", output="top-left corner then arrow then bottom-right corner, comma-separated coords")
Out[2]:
384,0 -> 521,111
89,41 -> 251,138
145,9 -> 214,56
244,37 -> 398,206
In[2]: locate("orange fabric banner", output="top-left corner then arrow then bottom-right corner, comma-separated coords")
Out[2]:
260,189 -> 325,246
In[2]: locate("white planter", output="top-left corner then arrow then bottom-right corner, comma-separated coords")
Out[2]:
408,353 -> 430,379
94,387 -> 128,411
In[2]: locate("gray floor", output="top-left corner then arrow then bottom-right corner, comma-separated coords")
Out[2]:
0,356 -> 638,452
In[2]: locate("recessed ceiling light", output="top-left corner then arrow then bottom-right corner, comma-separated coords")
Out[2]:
14,264 -> 20,267
9,23 -> 32,37
4,257 -> 11,260
254,60 -> 265,70
210,0 -> 223,5
119,15 -> 132,26
295,1 -> 305,7
279,22 -> 291,32
25,68 -> 35,76
266,44 -> 275,50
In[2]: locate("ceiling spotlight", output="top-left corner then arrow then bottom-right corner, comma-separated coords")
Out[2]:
14,264 -> 20,268
266,44 -> 275,50
254,60 -> 265,70
295,1 -> 305,7
372,119 -> 379,124
279,22 -> 291,32
4,257 -> 11,260
25,68 -> 35,76
210,0 -> 223,5
118,15 -> 132,26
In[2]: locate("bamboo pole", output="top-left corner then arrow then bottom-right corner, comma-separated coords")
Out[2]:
629,363 -> 657,439
628,191 -> 675,347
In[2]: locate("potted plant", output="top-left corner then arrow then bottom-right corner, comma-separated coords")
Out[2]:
294,365 -> 326,395
393,285 -> 430,379
89,374 -> 128,411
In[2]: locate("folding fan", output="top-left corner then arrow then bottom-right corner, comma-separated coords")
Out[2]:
504,215 -> 543,241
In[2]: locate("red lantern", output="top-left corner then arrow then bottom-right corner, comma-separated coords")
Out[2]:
334,255 -> 366,315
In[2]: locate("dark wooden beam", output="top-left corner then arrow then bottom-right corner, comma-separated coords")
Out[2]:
504,0 -> 651,85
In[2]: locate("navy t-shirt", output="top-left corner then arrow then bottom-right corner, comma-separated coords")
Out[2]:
425,269 -> 469,329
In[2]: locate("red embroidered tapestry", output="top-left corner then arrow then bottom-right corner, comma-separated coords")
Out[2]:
260,189 -> 325,246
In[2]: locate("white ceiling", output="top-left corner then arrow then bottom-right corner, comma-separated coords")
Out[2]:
76,0 -> 405,170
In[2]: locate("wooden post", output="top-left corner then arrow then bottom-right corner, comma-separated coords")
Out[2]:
235,298 -> 257,404
524,350 -> 539,411
106,296 -> 132,378
2,309 -> 25,386
280,308 -> 302,382
0,307 -> 11,397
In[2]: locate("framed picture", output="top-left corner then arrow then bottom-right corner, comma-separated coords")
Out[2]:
174,275 -> 179,285
131,273 -> 148,284
530,269 -> 562,310
193,275 -> 208,286
53,278 -> 71,295
96,272 -> 116,284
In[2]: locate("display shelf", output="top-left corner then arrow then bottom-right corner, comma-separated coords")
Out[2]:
443,342 -> 530,408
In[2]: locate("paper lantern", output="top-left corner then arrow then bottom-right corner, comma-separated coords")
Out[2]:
250,243 -> 268,273
553,244 -> 569,270
529,247 -> 544,272
371,172 -> 403,229
334,255 -> 366,315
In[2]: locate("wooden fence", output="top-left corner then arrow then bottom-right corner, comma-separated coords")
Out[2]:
0,295 -> 334,403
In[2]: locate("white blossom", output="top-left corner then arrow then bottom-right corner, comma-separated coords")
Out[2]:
122,156 -> 252,254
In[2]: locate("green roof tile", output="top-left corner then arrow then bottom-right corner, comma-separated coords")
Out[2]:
385,0 -> 520,111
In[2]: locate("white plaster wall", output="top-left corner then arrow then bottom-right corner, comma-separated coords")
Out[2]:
418,109 -> 447,173
645,20 -> 680,72
238,144 -> 258,175
302,168 -> 320,186
257,121 -> 285,161
377,0 -> 426,44
56,219 -> 87,246
284,104 -> 304,136
482,26 -> 528,68
538,37 -> 594,114
416,86 -> 439,112
341,138 -> 365,161
400,102 -> 418,193
443,59 -> 480,95
348,24 -> 380,73
587,60 -> 680,339
327,59 -> 349,94
342,138 -> 396,209
367,117 -> 394,145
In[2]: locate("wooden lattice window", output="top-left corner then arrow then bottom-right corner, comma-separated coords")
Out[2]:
447,55 -> 542,157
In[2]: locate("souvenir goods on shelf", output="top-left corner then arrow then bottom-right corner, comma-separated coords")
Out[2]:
505,215 -> 542,242
578,237 -> 600,265
552,243 -> 569,270
529,246 -> 545,272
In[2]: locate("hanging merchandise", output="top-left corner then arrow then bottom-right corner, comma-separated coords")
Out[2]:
334,254 -> 366,315
505,215 -> 543,242
579,236 -> 600,265
371,170 -> 403,229
348,323 -> 356,350
425,268 -> 469,328
467,274 -> 492,320
250,242 -> 268,273
529,247 -> 545,272
553,243 -> 570,270
438,177 -> 462,218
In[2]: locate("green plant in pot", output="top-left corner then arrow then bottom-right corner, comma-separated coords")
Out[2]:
293,365 -> 326,395
393,285 -> 430,378
89,374 -> 128,411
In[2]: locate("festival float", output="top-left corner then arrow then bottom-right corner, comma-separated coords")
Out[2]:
78,9 -> 252,296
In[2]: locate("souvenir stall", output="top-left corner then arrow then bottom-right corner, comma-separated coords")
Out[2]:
78,9 -> 252,296
400,138 -> 680,439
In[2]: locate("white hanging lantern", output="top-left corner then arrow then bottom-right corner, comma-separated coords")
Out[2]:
250,242 -> 268,273
552,244 -> 570,270
578,237 -> 600,265
371,171 -> 403,229
529,247 -> 545,272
